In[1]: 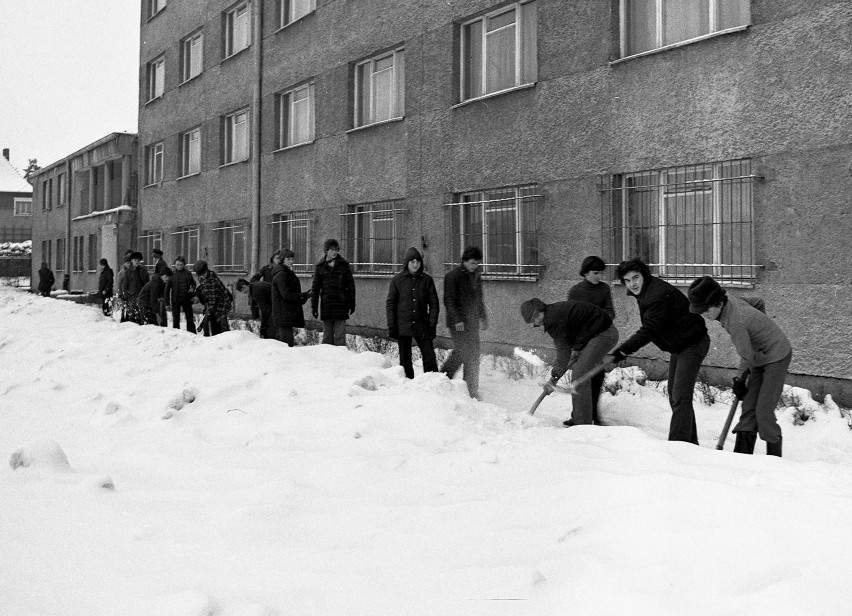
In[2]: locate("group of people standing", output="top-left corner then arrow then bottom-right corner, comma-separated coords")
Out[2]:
520,256 -> 792,457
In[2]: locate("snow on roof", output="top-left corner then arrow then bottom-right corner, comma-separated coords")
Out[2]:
0,156 -> 32,194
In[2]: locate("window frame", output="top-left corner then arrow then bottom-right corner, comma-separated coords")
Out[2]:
146,142 -> 164,185
72,235 -> 85,274
148,0 -> 166,19
88,233 -> 98,272
56,238 -> 65,271
223,109 -> 249,164
278,0 -> 316,28
57,172 -> 66,206
277,83 -> 315,149
460,0 -> 538,102
41,177 -> 53,211
13,198 -> 32,216
267,211 -> 313,274
180,126 -> 202,177
224,2 -> 251,58
147,55 -> 165,101
42,240 -> 52,269
181,30 -> 204,83
354,48 -> 405,128
138,230 -> 164,272
213,218 -> 249,273
340,199 -> 409,276
171,225 -> 201,265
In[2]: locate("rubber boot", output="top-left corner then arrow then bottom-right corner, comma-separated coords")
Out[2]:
733,431 -> 757,454
766,437 -> 782,458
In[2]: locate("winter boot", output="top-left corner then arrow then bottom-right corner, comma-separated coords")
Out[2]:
733,431 -> 757,454
563,418 -> 575,428
766,437 -> 782,457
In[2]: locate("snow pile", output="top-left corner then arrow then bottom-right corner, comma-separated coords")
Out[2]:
0,239 -> 31,257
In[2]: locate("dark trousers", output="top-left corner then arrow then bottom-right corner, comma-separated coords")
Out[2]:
258,306 -> 271,339
667,334 -> 711,444
734,351 -> 792,444
276,326 -> 295,347
398,335 -> 439,379
322,319 -> 347,345
171,297 -> 197,333
204,314 -> 230,336
442,327 -> 481,397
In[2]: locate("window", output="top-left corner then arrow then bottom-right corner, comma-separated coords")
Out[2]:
223,109 -> 249,163
461,1 -> 537,102
354,48 -> 405,128
13,198 -> 32,216
267,211 -> 312,273
214,218 -> 248,272
88,234 -> 98,272
172,225 -> 201,264
622,0 -> 750,57
341,200 -> 408,275
224,3 -> 250,57
42,240 -> 52,268
138,230 -> 163,271
148,0 -> 166,19
72,236 -> 84,273
277,83 -> 314,148
146,142 -> 164,185
41,178 -> 52,210
180,127 -> 201,177
279,0 -> 315,27
601,159 -> 756,283
445,185 -> 541,278
57,173 -> 66,206
147,55 -> 165,101
181,30 -> 204,82
56,238 -> 65,271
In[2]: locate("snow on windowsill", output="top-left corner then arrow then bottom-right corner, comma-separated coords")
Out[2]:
72,205 -> 135,221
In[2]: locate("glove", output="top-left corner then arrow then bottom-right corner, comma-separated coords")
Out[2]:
543,379 -> 558,395
312,310 -> 318,319
732,377 -> 748,399
349,306 -> 356,316
388,328 -> 399,340
609,350 -> 627,364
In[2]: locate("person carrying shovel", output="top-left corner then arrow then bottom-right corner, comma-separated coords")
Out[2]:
520,298 -> 618,426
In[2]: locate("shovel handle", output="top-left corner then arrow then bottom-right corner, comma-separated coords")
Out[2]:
528,390 -> 550,416
716,398 -> 740,450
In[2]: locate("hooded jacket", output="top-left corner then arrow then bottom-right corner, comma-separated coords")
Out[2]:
271,264 -> 308,328
616,275 -> 707,356
311,254 -> 356,321
386,247 -> 440,338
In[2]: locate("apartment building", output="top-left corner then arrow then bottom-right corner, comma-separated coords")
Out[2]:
0,149 -> 32,243
137,0 -> 852,401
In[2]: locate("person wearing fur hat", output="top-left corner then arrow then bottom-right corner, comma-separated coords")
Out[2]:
310,239 -> 356,346
152,248 -> 167,277
193,260 -> 232,336
521,298 -> 618,426
688,276 -> 792,457
441,246 -> 488,398
166,257 -> 197,333
120,251 -> 150,324
609,258 -> 709,444
386,247 -> 440,379
270,249 -> 311,346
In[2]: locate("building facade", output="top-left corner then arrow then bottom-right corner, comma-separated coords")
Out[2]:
137,0 -> 852,401
0,149 -> 33,243
30,133 -> 138,292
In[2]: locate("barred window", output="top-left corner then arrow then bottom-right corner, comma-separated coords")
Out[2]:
88,234 -> 98,272
444,185 -> 541,279
138,230 -> 163,272
340,199 -> 408,275
214,218 -> 248,272
601,159 -> 756,283
172,225 -> 201,265
268,211 -> 312,273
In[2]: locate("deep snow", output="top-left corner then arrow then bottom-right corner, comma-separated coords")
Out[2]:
2,287 -> 852,616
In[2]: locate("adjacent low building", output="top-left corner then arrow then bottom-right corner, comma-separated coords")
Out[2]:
0,148 -> 32,244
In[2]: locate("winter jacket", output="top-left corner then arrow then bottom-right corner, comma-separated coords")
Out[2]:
121,265 -> 149,298
311,255 -> 356,321
115,266 -> 128,296
154,258 -> 168,277
98,266 -> 114,297
250,280 -> 273,311
443,264 -> 487,329
718,297 -> 792,373
37,267 -> 55,293
615,275 -> 707,356
166,269 -> 196,304
272,264 -> 309,328
250,263 -> 276,283
568,279 -> 615,319
543,301 -> 614,380
139,276 -> 165,318
386,248 -> 440,338
195,271 -> 233,318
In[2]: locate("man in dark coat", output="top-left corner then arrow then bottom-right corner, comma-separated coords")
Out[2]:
386,247 -> 440,379
37,262 -> 55,297
193,260 -> 232,336
97,258 -> 114,316
121,251 -> 150,324
139,267 -> 170,326
310,238 -> 356,346
166,256 -> 197,333
249,250 -> 281,318
271,249 -> 311,346
152,248 -> 168,277
236,277 -> 274,339
441,246 -> 488,399
610,258 -> 710,444
521,298 -> 619,426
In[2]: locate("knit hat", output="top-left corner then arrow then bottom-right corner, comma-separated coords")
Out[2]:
192,260 -> 208,275
152,248 -> 163,257
688,276 -> 726,314
130,251 -> 144,261
520,298 -> 547,323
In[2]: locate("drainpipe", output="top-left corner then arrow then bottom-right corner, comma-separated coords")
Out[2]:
65,160 -> 72,290
250,0 -> 263,274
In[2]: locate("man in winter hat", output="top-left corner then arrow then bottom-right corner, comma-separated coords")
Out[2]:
386,247 -> 439,379
688,276 -> 792,457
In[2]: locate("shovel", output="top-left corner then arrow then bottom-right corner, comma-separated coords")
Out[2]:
527,389 -> 551,416
559,359 -> 613,395
716,397 -> 741,450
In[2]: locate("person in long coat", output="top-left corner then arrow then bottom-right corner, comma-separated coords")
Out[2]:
249,250 -> 281,319
97,258 -> 114,316
271,249 -> 311,346
37,262 -> 55,297
310,239 -> 356,346
386,247 -> 440,379
441,246 -> 488,398
166,256 -> 197,333
121,251 -> 150,324
139,267 -> 169,326
236,277 -> 273,339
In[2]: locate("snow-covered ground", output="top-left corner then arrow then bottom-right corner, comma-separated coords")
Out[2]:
2,287 -> 851,616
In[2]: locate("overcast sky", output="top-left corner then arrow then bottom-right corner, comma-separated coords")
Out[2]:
0,2 -> 140,172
